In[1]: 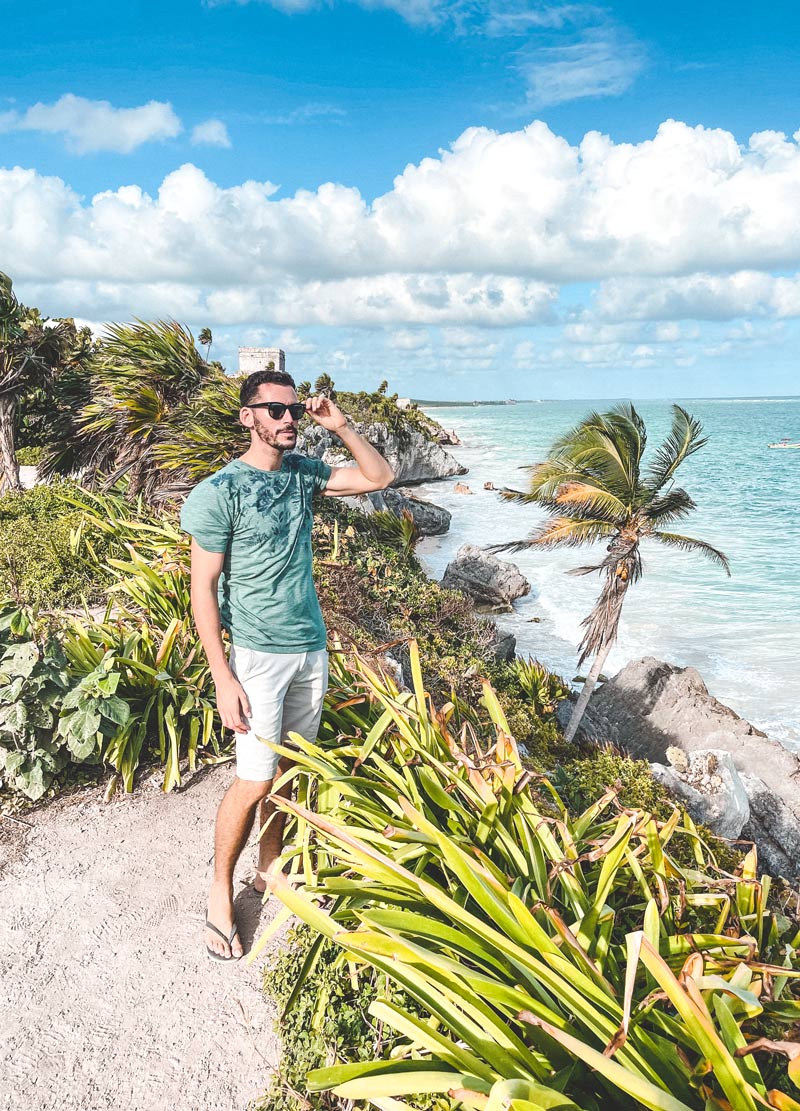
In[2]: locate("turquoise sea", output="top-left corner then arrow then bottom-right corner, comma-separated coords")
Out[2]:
416,398 -> 800,753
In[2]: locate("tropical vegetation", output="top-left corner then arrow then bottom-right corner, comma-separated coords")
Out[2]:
495,404 -> 731,742
259,644 -> 800,1111
1,287 -> 796,1109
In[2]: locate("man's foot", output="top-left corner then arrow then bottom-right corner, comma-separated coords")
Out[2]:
205,882 -> 243,959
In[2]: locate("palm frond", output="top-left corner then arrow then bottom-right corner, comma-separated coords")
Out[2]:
490,517 -> 616,554
645,405 -> 707,493
548,481 -> 629,523
650,531 -> 731,574
644,488 -> 696,526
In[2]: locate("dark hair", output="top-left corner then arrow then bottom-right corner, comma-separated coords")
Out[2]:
239,369 -> 296,407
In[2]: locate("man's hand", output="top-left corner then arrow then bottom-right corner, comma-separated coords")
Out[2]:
214,671 -> 252,733
305,394 -> 348,434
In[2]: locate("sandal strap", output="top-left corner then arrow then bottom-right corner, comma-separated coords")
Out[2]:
205,918 -> 239,946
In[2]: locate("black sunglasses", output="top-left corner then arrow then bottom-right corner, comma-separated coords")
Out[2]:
247,402 -> 307,421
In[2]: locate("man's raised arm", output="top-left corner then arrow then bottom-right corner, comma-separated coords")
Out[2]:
305,394 -> 395,496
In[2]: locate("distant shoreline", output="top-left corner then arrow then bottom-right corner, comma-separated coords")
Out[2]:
416,394 -> 800,407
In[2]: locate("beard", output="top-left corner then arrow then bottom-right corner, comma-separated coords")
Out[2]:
253,419 -> 297,450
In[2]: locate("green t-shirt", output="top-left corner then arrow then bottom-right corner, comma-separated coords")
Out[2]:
180,454 -> 332,653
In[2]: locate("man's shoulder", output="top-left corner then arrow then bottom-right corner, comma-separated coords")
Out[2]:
185,462 -> 243,503
285,452 -> 327,475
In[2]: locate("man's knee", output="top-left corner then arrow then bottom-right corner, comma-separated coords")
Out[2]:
233,776 -> 273,805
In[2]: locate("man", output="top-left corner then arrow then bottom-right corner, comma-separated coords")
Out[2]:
181,368 -> 395,960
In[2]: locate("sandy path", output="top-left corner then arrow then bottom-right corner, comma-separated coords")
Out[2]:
0,765 -> 282,1111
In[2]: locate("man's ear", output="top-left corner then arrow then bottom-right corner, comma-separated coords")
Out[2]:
239,406 -> 253,428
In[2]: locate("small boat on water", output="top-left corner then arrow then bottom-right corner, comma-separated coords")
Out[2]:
768,437 -> 800,448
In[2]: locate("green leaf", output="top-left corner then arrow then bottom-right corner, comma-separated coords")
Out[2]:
100,695 -> 130,727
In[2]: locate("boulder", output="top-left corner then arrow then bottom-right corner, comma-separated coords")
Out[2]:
650,750 -> 750,840
441,544 -> 531,613
299,422 -> 467,485
741,776 -> 800,880
454,482 -> 474,495
491,627 -> 517,662
373,488 -> 451,536
581,656 -> 800,879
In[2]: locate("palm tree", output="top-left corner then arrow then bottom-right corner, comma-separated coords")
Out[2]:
314,373 -> 336,399
494,404 -> 730,742
40,319 -> 214,500
0,272 -> 70,492
198,327 -> 213,361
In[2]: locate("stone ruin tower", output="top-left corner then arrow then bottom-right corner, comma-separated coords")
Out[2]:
238,347 -> 286,375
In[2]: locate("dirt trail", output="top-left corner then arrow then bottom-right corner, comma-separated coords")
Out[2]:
0,765 -> 282,1111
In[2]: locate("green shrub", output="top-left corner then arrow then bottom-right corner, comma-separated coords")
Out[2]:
0,613 -> 73,799
15,446 -> 45,466
0,481 -> 112,609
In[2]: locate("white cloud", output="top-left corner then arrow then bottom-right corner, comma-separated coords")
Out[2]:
389,328 -> 430,349
277,328 -> 317,352
263,102 -> 347,125
520,26 -> 644,107
212,0 -> 451,26
6,118 -> 800,333
191,119 -> 231,147
0,94 -> 181,154
595,272 -> 800,322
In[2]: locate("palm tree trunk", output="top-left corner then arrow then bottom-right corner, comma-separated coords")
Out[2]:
564,638 -> 615,743
0,395 -> 21,493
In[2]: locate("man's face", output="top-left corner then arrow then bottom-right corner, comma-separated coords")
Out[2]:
242,384 -> 301,451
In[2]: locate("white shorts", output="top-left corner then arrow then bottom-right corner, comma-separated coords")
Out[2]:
229,645 -> 329,782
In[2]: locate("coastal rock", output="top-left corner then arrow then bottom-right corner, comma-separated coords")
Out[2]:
454,482 -> 473,495
741,776 -> 800,880
580,656 -> 800,878
298,422 -> 467,485
650,750 -> 750,840
490,627 -> 517,662
435,427 -> 462,446
441,544 -> 531,613
373,488 -> 451,536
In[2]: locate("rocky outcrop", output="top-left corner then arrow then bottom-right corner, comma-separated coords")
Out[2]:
441,544 -> 531,613
340,488 -> 451,536
581,657 -> 800,879
374,488 -> 451,536
298,422 -> 467,485
650,749 -> 750,840
491,627 -> 517,661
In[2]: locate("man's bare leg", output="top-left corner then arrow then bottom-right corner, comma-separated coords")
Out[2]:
253,759 -> 293,893
206,776 -> 271,958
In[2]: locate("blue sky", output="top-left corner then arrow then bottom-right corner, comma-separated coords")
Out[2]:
2,0 -> 800,399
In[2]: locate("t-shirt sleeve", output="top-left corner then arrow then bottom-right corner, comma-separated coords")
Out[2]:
304,455 -> 332,494
180,480 -> 233,553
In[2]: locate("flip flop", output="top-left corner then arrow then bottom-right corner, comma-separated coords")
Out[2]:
205,918 -> 241,962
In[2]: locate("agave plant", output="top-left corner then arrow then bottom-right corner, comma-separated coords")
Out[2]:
509,656 -> 568,716
493,405 -> 730,742
256,642 -> 800,1111
367,508 -> 420,555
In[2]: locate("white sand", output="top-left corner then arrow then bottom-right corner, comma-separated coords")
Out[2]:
0,764 -> 282,1111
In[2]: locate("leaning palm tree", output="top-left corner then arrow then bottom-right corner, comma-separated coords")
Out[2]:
494,404 -> 730,742
198,327 -> 213,361
0,271 -> 70,491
